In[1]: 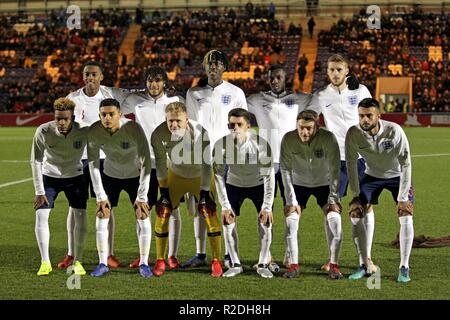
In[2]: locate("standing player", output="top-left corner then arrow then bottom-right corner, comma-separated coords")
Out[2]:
88,98 -> 152,278
307,54 -> 373,271
151,102 -> 223,277
213,108 -> 275,278
184,49 -> 247,268
280,110 -> 343,279
345,98 -> 414,283
121,66 -> 185,269
59,61 -> 129,269
247,65 -> 311,270
31,98 -> 88,276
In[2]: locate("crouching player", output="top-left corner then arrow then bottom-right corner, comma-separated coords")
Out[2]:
88,98 -> 152,278
345,98 -> 414,283
280,110 -> 343,279
151,102 -> 223,277
213,108 -> 275,278
31,98 -> 88,276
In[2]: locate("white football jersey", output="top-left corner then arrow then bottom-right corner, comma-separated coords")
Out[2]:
31,121 -> 88,195
186,81 -> 247,146
247,91 -> 311,163
67,85 -> 129,159
308,84 -> 371,160
345,120 -> 412,202
151,119 -> 211,191
121,92 -> 184,168
280,128 -> 341,206
87,119 -> 151,202
213,131 -> 275,212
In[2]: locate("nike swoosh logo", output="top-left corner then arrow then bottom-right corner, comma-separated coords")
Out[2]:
325,104 -> 332,108
16,115 -> 41,126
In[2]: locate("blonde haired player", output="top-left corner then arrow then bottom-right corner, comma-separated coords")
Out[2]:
151,102 -> 223,277
307,54 -> 373,271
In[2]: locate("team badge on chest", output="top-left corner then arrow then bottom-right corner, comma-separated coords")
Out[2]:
348,95 -> 358,106
120,141 -> 130,149
381,140 -> 394,151
73,140 -> 82,149
314,149 -> 324,158
222,95 -> 231,105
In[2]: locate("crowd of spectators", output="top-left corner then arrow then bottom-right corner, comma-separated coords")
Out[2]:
119,5 -> 301,97
0,8 -> 130,113
314,6 -> 449,112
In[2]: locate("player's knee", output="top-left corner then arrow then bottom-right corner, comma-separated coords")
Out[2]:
398,209 -> 413,217
349,209 -> 363,219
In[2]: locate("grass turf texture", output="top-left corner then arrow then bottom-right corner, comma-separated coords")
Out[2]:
0,127 -> 449,299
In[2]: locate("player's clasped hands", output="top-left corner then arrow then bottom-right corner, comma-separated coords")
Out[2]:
283,205 -> 301,217
34,195 -> 49,210
222,209 -> 235,225
96,200 -> 111,218
258,210 -> 273,226
134,201 -> 150,220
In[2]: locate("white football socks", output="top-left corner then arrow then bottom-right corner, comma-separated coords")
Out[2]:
168,207 -> 182,258
326,211 -> 342,264
96,217 -> 109,265
323,215 -> 333,261
351,217 -> 368,266
137,218 -> 151,266
285,213 -> 300,265
258,220 -> 272,265
194,214 -> 207,254
72,208 -> 87,262
66,207 -> 74,256
223,222 -> 240,266
108,209 -> 116,256
364,210 -> 375,260
399,215 -> 414,268
35,209 -> 51,262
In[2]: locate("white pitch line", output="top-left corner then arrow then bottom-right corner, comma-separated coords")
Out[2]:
0,178 -> 33,188
412,153 -> 450,158
0,160 -> 28,163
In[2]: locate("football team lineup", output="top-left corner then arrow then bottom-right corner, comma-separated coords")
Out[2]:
1,50 -> 450,300
27,51 -> 420,283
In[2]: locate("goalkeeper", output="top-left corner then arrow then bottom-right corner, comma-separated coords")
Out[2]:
151,102 -> 223,278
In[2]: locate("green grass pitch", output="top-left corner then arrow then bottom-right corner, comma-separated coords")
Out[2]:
0,126 -> 449,300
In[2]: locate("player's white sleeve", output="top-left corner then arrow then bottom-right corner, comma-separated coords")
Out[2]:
66,92 -> 83,123
326,132 -> 341,204
30,126 -> 46,195
119,93 -> 134,116
151,128 -> 169,187
186,90 -> 200,121
396,129 -> 412,202
87,129 -> 107,202
212,140 -> 231,210
306,93 -> 322,115
200,130 -> 212,191
246,94 -> 258,115
345,127 -> 361,198
259,138 -> 275,211
135,124 -> 151,203
261,169 -> 275,211
235,89 -> 248,110
280,136 -> 298,207
359,84 -> 372,99
111,87 -> 131,105
176,95 -> 186,104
